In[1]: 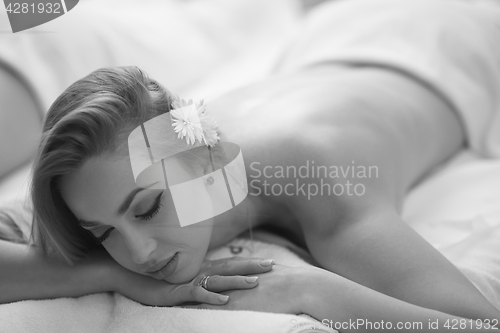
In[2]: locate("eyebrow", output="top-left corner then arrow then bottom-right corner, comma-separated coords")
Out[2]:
79,182 -> 158,228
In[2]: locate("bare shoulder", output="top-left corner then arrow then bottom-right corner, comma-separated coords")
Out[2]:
211,64 -> 463,233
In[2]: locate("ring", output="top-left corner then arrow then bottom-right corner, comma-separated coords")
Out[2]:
198,275 -> 211,290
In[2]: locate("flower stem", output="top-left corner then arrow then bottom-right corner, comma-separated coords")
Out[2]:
207,146 -> 216,172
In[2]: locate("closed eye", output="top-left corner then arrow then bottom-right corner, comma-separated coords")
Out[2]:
136,191 -> 163,221
91,191 -> 165,243
95,227 -> 114,243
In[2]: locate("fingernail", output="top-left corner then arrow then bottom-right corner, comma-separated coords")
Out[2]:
219,295 -> 229,302
260,259 -> 275,267
245,276 -> 258,283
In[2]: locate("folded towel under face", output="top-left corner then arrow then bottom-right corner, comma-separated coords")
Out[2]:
0,237 -> 335,333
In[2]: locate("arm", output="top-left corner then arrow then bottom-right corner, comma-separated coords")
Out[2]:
0,239 -> 274,305
306,197 -> 500,322
294,67 -> 500,321
0,240 -> 112,303
188,264 -> 499,332
303,265 -> 500,333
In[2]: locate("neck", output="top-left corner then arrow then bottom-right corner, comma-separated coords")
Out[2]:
208,194 -> 268,249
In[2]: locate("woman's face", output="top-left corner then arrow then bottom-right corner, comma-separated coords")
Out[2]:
59,155 -> 214,284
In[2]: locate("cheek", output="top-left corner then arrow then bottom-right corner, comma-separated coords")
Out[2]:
160,203 -> 214,248
176,219 -> 214,247
102,240 -> 139,273
100,215 -> 214,276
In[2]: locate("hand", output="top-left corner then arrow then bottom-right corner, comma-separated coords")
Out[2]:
182,264 -> 326,315
109,256 -> 276,307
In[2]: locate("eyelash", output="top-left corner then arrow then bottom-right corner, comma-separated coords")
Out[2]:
139,202 -> 163,221
95,192 -> 164,243
96,228 -> 114,243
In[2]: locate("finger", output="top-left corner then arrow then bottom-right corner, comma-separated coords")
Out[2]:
207,258 -> 275,276
198,275 -> 259,293
197,289 -> 230,305
177,284 -> 231,305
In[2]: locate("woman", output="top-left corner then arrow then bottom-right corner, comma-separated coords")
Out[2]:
2,0 -> 500,331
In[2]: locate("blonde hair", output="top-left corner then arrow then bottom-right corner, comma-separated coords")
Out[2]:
30,66 -> 175,264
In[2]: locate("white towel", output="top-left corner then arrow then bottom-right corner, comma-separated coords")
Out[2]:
0,238 -> 336,333
0,0 -> 300,114
275,0 -> 500,158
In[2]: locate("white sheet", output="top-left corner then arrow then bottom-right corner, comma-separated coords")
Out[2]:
403,150 -> 500,309
0,0 -> 301,113
275,0 -> 500,158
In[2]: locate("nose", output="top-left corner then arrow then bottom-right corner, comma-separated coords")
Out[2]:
121,225 -> 157,265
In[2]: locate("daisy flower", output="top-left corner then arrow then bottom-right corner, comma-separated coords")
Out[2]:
171,96 -> 219,147
171,96 -> 193,110
170,104 -> 204,145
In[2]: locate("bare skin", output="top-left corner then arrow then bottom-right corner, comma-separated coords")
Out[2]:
196,64 -> 500,327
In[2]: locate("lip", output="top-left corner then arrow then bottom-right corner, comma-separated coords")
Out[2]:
147,252 -> 179,280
